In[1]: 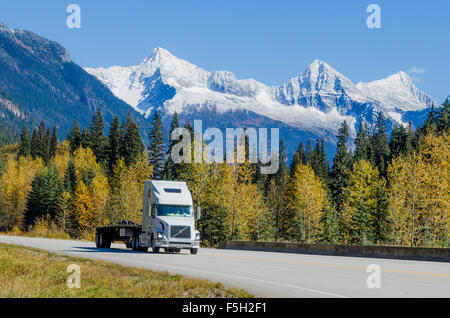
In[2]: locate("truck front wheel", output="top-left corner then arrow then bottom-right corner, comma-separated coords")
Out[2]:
190,248 -> 198,255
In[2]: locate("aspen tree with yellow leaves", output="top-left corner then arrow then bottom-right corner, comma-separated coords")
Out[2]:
0,155 -> 44,229
341,160 -> 389,245
388,131 -> 449,247
285,164 -> 326,243
108,155 -> 153,223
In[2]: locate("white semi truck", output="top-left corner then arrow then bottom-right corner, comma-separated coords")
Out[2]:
95,180 -> 200,254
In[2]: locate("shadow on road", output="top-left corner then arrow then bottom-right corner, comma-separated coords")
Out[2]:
65,246 -> 191,256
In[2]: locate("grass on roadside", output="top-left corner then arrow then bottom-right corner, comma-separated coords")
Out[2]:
0,243 -> 251,298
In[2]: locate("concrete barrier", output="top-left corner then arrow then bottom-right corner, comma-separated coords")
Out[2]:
217,241 -> 450,262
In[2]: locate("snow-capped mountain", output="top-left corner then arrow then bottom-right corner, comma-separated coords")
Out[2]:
357,71 -> 435,112
85,47 -> 436,158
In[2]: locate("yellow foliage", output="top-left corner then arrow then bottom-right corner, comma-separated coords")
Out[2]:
341,160 -> 387,244
0,155 -> 44,229
388,131 -> 449,247
286,164 -> 326,243
51,140 -> 70,180
73,146 -> 103,180
108,155 -> 153,223
72,181 -> 94,231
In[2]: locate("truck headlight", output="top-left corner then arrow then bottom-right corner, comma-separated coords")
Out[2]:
156,232 -> 164,239
195,233 -> 200,241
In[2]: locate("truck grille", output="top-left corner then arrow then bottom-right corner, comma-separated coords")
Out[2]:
170,226 -> 191,239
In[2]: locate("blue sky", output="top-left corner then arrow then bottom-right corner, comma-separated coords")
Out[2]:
0,0 -> 449,102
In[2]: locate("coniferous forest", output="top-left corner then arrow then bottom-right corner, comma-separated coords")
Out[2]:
0,99 -> 448,248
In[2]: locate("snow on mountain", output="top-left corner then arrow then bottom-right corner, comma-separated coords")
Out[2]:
273,60 -> 372,111
85,47 -> 210,112
85,48 -> 435,137
356,71 -> 437,112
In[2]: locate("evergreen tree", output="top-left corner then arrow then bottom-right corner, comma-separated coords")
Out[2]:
25,165 -> 63,225
108,115 -> 122,173
354,121 -> 370,161
422,104 -> 437,132
163,112 -> 179,180
49,126 -> 58,159
121,115 -> 144,166
67,121 -> 81,153
317,139 -> 329,183
148,111 -> 165,179
30,122 -> 50,163
290,151 -> 301,177
44,128 -> 51,163
436,98 -> 449,132
342,160 -> 389,245
330,121 -> 352,222
275,138 -> 289,182
372,111 -> 390,178
198,203 -> 228,246
88,107 -> 108,163
64,158 -> 77,196
80,128 -> 90,148
320,197 -> 340,244
18,126 -> 31,158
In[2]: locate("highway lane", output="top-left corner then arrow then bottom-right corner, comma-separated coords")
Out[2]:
0,235 -> 449,298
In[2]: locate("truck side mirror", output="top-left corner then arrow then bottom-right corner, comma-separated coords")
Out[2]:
196,206 -> 201,220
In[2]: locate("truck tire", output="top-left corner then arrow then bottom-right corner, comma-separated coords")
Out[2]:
132,235 -> 147,252
151,234 -> 160,253
132,236 -> 138,251
190,248 -> 198,255
95,232 -> 101,248
103,233 -> 111,249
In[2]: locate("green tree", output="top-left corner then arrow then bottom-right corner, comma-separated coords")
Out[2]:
108,115 -> 122,173
198,203 -> 228,246
163,112 -> 179,180
372,111 -> 390,178
49,126 -> 58,159
354,121 -> 370,161
330,121 -> 352,220
88,108 -> 108,163
148,111 -> 165,179
64,157 -> 77,196
67,121 -> 81,153
436,98 -> 449,132
25,165 -> 63,226
121,114 -> 144,166
18,126 -> 31,158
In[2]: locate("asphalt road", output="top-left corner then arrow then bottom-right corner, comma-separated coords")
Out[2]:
0,235 -> 449,298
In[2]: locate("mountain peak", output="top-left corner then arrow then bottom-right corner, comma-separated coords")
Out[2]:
150,47 -> 173,59
356,71 -> 435,112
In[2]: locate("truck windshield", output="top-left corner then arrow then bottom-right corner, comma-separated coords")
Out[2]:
156,205 -> 193,217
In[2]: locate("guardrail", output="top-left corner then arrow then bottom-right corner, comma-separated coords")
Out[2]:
218,241 -> 450,262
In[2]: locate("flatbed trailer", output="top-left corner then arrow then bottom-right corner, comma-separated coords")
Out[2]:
95,221 -> 146,250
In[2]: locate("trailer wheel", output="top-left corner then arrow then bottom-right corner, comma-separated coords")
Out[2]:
95,232 -> 100,248
190,248 -> 198,255
103,233 -> 111,249
99,232 -> 104,248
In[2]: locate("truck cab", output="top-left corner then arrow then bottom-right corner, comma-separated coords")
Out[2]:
138,180 -> 200,254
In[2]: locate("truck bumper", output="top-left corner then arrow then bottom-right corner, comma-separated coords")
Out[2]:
154,239 -> 200,249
